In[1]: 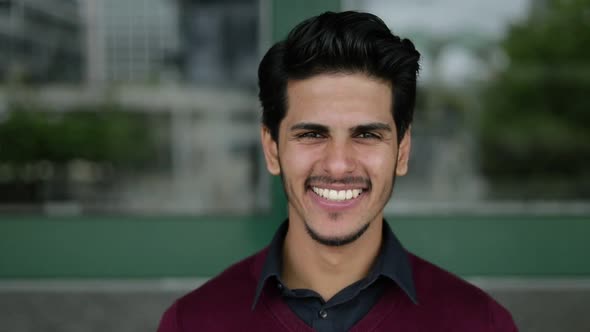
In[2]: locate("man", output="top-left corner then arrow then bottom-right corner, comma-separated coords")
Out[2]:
158,11 -> 518,332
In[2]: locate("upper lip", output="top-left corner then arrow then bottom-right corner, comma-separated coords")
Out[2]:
305,176 -> 370,190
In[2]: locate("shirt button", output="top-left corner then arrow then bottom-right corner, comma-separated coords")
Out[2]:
318,309 -> 328,319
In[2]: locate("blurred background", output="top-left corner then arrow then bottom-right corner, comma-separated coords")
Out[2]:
0,0 -> 588,331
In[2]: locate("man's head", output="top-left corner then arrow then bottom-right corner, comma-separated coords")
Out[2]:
258,11 -> 420,144
259,11 -> 420,247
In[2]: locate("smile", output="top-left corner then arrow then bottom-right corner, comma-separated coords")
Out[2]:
311,187 -> 363,201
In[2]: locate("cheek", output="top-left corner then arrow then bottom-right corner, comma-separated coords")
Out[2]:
280,145 -> 320,179
362,148 -> 397,179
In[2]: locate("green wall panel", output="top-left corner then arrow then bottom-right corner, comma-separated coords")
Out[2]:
0,216 -> 278,278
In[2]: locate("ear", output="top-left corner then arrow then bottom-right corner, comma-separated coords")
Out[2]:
261,126 -> 281,175
395,127 -> 411,176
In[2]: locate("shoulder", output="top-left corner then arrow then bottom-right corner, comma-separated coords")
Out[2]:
178,249 -> 263,307
157,249 -> 267,332
410,253 -> 488,303
408,253 -> 518,331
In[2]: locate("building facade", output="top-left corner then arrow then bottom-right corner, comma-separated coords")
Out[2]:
0,0 -> 83,83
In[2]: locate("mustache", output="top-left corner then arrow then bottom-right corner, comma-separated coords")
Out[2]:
305,176 -> 371,189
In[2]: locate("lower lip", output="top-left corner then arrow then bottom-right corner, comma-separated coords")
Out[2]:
308,189 -> 364,212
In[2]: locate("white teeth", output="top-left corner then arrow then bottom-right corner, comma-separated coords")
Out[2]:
312,187 -> 363,201
328,190 -> 338,200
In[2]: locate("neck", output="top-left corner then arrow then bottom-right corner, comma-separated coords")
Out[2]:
282,217 -> 383,301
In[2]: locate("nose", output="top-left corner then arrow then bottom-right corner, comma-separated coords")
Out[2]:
321,139 -> 356,176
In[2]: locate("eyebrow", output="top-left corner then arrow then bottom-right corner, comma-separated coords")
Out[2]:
351,123 -> 392,133
290,123 -> 329,132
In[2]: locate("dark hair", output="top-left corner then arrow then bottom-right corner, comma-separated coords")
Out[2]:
258,11 -> 420,143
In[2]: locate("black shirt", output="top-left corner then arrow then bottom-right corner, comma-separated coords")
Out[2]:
252,220 -> 417,332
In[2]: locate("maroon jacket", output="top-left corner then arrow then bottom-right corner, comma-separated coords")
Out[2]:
158,248 -> 517,332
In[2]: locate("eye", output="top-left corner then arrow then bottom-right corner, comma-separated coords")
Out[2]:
356,132 -> 380,139
297,132 -> 324,139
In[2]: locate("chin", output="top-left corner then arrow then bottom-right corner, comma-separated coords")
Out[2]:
304,219 -> 371,247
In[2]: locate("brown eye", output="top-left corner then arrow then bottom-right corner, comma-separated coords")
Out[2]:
356,132 -> 379,139
299,132 -> 324,139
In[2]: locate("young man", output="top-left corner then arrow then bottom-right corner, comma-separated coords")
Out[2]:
158,11 -> 518,332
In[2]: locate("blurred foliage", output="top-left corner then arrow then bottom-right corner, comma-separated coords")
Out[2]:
479,0 -> 590,198
0,104 -> 156,167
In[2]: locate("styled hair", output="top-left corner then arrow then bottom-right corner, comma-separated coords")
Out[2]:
258,11 -> 420,143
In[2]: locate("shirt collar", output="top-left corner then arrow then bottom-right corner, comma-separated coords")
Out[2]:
378,221 -> 418,304
251,219 -> 417,310
251,220 -> 288,310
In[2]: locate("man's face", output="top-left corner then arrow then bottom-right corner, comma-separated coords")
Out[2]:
261,73 -> 411,246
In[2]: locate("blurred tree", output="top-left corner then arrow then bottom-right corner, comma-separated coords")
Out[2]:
479,0 -> 590,199
0,105 -> 155,167
0,104 -> 157,203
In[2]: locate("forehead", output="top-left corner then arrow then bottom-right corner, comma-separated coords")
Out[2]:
284,73 -> 394,125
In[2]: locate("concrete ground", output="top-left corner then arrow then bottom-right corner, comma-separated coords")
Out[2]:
0,279 -> 588,332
